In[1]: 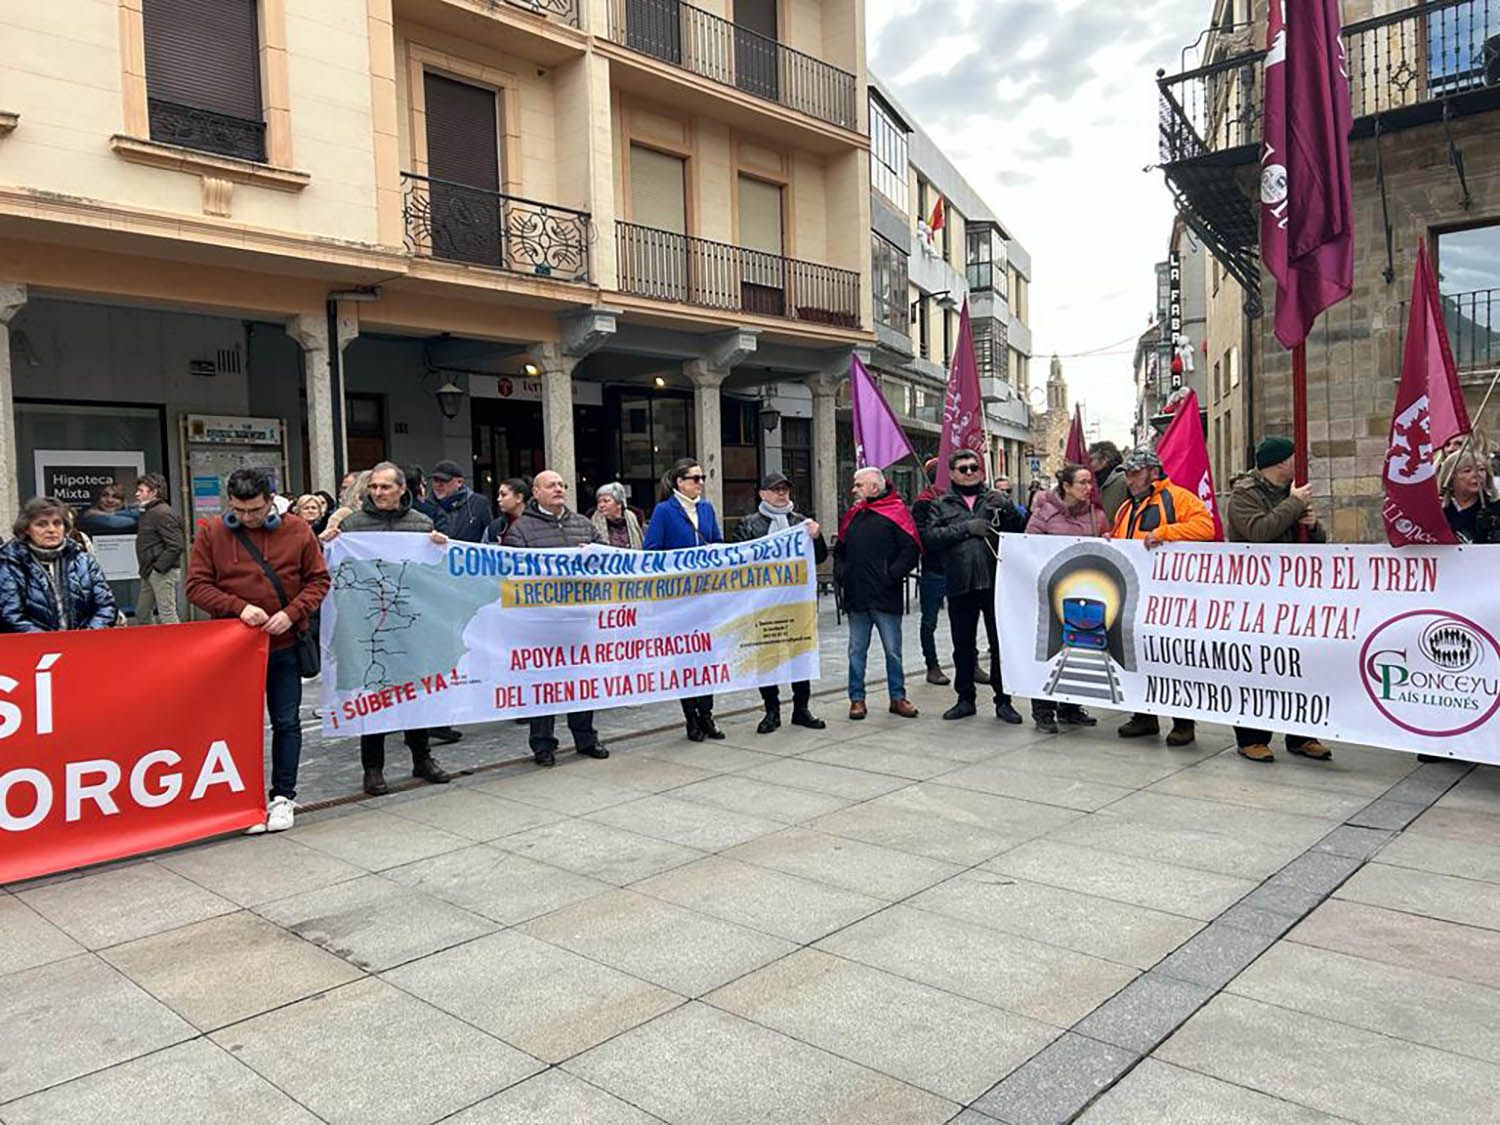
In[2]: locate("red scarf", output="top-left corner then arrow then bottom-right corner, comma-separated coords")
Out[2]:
838,488 -> 922,550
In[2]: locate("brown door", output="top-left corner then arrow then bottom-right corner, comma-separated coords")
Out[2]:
423,73 -> 502,266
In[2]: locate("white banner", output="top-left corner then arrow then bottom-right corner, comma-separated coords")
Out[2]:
996,534 -> 1500,760
320,529 -> 820,736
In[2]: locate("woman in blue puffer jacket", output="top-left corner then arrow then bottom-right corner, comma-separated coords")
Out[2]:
0,497 -> 118,632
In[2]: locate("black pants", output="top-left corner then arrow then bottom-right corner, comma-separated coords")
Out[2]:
949,590 -> 1008,705
530,711 -> 598,755
1234,726 -> 1310,750
1032,698 -> 1088,722
680,695 -> 714,721
760,682 -> 811,710
360,729 -> 429,770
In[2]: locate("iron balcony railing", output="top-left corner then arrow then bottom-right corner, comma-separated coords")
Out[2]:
616,221 -> 860,328
1158,0 -> 1500,163
148,98 -> 266,163
606,0 -> 857,130
497,0 -> 580,26
402,172 -> 591,282
1446,287 -> 1500,373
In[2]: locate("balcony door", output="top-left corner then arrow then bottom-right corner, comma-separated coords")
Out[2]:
626,145 -> 690,301
733,0 -> 779,101
738,174 -> 785,316
424,73 -> 503,267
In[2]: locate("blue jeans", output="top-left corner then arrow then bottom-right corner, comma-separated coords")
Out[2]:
918,571 -> 947,667
847,610 -> 905,702
264,646 -> 303,800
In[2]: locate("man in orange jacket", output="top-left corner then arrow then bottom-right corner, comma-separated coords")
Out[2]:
1110,448 -> 1216,746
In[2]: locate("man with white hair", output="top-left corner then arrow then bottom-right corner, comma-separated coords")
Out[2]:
503,469 -> 610,767
834,467 -> 921,720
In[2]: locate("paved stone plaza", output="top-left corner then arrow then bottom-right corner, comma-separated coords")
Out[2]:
3,609 -> 1499,1123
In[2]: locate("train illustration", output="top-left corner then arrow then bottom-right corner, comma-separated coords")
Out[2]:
1061,597 -> 1108,651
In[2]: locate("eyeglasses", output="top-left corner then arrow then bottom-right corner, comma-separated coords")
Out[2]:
681,474 -> 706,483
953,464 -> 983,475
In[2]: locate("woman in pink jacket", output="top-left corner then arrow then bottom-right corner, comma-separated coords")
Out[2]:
1024,463 -> 1107,733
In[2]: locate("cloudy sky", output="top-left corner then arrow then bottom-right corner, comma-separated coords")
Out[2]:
866,0 -> 1212,444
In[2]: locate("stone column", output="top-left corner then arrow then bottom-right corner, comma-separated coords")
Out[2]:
684,360 -> 727,515
288,305 -> 357,492
0,283 -> 26,529
806,371 -> 841,531
529,343 -> 580,492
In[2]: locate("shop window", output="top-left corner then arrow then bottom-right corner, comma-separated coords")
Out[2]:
143,0 -> 266,162
781,416 -> 813,514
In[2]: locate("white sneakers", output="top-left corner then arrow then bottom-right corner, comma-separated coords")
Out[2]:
266,795 -> 296,832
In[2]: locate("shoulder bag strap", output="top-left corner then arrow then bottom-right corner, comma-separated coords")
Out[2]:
231,526 -> 291,611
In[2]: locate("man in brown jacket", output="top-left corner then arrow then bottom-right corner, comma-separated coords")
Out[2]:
187,468 -> 330,832
1225,436 -> 1332,764
133,472 -> 185,624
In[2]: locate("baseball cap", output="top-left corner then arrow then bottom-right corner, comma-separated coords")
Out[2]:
431,459 -> 465,481
1120,448 -> 1162,471
760,470 -> 791,489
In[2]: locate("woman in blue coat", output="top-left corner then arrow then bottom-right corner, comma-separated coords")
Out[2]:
0,497 -> 118,632
643,458 -> 725,741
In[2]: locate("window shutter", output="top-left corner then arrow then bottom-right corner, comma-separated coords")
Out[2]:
737,176 -> 783,256
423,74 -> 501,190
629,145 -> 687,233
143,0 -> 262,122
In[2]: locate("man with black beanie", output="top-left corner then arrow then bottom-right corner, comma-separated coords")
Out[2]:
1225,435 -> 1332,764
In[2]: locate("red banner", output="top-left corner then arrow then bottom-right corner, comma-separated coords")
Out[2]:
1156,390 -> 1224,541
0,621 -> 267,883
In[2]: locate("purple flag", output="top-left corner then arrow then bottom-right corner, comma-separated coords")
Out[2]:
935,301 -> 986,492
850,354 -> 914,471
1260,0 -> 1353,349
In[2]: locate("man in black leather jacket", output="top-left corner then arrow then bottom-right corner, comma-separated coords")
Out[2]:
917,451 -> 1027,724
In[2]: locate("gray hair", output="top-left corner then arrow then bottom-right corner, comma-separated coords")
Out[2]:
853,467 -> 885,489
596,481 -> 628,508
369,461 -> 407,489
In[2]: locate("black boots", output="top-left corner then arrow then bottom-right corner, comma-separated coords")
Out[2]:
757,707 -> 781,734
363,768 -> 388,796
412,757 -> 451,784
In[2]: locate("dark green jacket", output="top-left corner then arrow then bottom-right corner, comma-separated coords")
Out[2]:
339,494 -> 434,534
1225,470 -> 1326,544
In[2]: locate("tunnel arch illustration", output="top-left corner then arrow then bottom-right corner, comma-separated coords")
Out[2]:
1030,542 -> 1141,704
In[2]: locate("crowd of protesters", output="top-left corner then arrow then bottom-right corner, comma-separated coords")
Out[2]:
4,426 -> 1495,835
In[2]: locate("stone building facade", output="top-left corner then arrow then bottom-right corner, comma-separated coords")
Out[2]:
1160,0 -> 1500,541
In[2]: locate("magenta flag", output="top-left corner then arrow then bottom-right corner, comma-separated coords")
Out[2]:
935,301 -> 986,491
1155,390 -> 1224,541
1383,242 -> 1471,546
850,354 -> 914,471
1260,0 -> 1354,349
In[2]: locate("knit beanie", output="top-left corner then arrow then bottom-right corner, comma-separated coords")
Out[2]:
1255,436 -> 1295,470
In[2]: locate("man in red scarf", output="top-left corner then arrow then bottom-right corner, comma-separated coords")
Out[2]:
835,467 -> 921,720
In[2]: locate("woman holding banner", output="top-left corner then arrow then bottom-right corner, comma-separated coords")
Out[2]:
1024,464 -> 1105,735
1440,449 -> 1500,544
0,497 -> 118,632
644,458 -> 725,741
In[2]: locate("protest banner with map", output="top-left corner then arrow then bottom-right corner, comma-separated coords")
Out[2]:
320,528 -> 821,736
997,534 -> 1500,762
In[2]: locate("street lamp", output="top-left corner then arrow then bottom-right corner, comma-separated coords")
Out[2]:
434,378 -> 465,420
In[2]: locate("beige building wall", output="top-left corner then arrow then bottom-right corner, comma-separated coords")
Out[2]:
0,0 -> 380,244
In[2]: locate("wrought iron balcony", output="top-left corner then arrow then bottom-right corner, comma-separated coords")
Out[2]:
1446,287 -> 1500,374
616,221 -> 860,328
148,98 -> 266,163
605,0 -> 857,130
402,172 -> 591,283
1156,0 -> 1500,311
497,0 -> 580,26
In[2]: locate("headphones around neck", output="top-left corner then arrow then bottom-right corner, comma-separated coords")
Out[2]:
224,507 -> 281,530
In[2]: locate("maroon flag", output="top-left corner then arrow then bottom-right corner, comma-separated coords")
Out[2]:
935,301 -> 986,491
1260,0 -> 1354,349
1063,404 -> 1101,508
850,354 -> 914,470
1383,242 -> 1472,546
1156,390 -> 1224,541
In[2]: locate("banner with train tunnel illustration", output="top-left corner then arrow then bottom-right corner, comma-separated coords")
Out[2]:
996,534 -> 1500,761
319,528 -> 820,737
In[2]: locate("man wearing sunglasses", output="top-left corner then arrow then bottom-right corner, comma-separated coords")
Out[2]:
918,451 -> 1027,724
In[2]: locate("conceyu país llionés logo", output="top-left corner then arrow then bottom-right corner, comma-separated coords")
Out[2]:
1360,610 -> 1500,737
